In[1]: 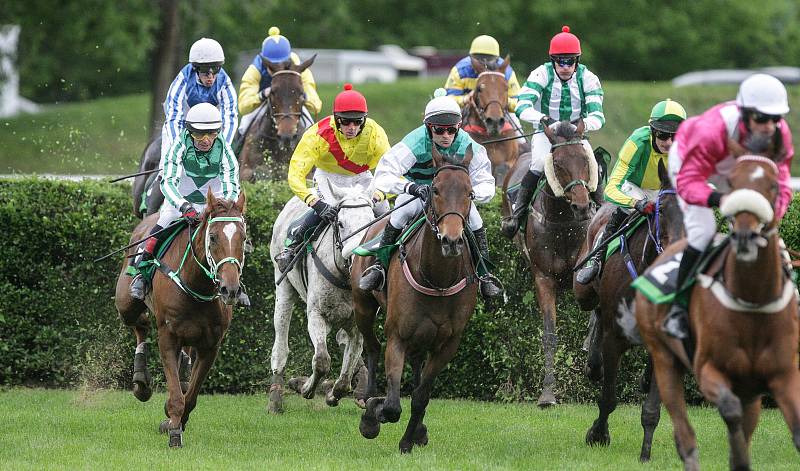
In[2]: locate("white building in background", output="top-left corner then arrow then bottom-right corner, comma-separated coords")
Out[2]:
0,25 -> 38,118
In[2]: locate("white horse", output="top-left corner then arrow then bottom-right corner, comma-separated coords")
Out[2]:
268,181 -> 377,413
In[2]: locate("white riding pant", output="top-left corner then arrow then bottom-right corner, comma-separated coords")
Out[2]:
528,130 -> 592,174
389,193 -> 482,231
238,103 -> 313,135
156,202 -> 207,228
312,168 -> 388,216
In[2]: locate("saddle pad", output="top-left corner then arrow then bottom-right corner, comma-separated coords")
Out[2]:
604,215 -> 647,260
630,252 -> 683,304
353,216 -> 426,267
125,222 -> 188,281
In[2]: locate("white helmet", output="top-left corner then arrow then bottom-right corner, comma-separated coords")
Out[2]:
189,38 -> 225,65
736,73 -> 790,115
423,88 -> 462,125
185,103 -> 222,132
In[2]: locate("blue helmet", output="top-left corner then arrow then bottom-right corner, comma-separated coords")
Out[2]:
260,26 -> 291,63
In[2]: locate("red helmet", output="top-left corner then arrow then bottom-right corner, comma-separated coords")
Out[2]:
333,83 -> 368,118
549,25 -> 581,56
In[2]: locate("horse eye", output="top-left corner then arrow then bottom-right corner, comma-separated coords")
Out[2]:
432,187 -> 440,195
469,191 -> 475,200
209,233 -> 218,244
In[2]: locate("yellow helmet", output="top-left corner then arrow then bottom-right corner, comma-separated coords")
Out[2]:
469,35 -> 500,57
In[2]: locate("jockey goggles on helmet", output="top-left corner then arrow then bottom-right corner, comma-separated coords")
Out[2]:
749,110 -> 782,124
551,55 -> 578,67
194,64 -> 221,75
651,129 -> 675,141
427,123 -> 460,136
336,116 -> 366,127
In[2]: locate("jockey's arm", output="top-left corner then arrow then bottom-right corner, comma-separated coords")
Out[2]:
287,132 -> 323,205
374,143 -> 418,196
238,65 -> 262,116
160,137 -> 190,210
582,70 -> 605,132
444,66 -> 469,108
516,66 -> 547,126
162,71 -> 188,151
218,75 -> 239,145
775,124 -> 795,219
603,138 -> 640,208
675,133 -> 728,207
366,123 -> 391,170
467,144 -> 496,204
507,69 -> 521,112
300,68 -> 322,115
219,140 -> 241,200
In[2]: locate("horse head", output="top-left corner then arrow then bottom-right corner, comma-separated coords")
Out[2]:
264,54 -> 316,149
472,56 -> 510,137
429,143 -> 474,257
200,190 -> 247,305
721,155 -> 780,262
322,179 -> 375,259
542,119 -> 595,220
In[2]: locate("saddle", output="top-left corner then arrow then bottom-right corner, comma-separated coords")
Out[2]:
125,222 -> 189,282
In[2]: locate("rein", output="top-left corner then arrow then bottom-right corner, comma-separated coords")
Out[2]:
619,189 -> 675,279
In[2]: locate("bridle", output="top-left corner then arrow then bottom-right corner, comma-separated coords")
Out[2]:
424,164 -> 473,239
545,138 -> 591,200
264,69 -> 306,147
473,71 -> 507,129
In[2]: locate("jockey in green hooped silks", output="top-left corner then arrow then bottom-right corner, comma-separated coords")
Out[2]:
357,89 -> 503,299
129,103 -> 240,300
575,99 -> 687,284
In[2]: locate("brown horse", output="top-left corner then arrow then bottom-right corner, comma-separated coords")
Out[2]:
351,144 -> 478,453
636,155 -> 800,470
462,57 -> 519,184
238,55 -> 316,182
115,191 -> 248,448
132,135 -> 164,218
502,120 -> 599,406
574,161 -> 683,461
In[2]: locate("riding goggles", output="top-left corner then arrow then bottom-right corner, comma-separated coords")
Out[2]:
190,130 -> 219,140
652,130 -> 675,141
336,116 -> 366,127
428,124 -> 460,136
195,65 -> 221,75
751,111 -> 782,124
551,56 -> 578,67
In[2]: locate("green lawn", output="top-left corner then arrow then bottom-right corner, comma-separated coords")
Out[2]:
0,388 -> 797,470
4,78 -> 800,175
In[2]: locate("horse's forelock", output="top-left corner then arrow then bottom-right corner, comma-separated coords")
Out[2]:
556,122 -> 578,140
208,198 -> 240,218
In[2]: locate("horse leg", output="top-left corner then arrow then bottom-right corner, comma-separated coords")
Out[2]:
116,284 -> 153,402
300,309 -> 331,400
354,297 -> 381,401
741,396 -> 762,447
378,335 -> 406,424
586,330 -> 623,447
178,344 -> 219,432
327,326 -> 363,407
178,347 -> 192,394
269,281 -> 295,414
769,371 -> 800,452
533,273 -> 558,407
584,309 -> 603,383
351,356 -> 368,409
639,364 -> 661,462
156,333 -> 185,448
698,363 -> 749,470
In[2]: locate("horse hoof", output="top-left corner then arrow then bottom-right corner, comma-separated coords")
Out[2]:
286,376 -> 307,394
413,424 -> 428,446
585,422 -> 610,447
132,379 -> 153,403
399,441 -> 414,454
354,398 -> 366,409
325,392 -> 340,407
168,427 -> 183,448
268,385 -> 284,414
359,413 -> 381,439
320,379 -> 335,395
159,419 -> 170,434
537,391 -> 557,408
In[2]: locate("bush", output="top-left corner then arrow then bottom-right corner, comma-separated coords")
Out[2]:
2,178 -> 799,404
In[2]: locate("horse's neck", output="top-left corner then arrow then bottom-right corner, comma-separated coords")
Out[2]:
724,234 -> 783,304
414,224 -> 469,286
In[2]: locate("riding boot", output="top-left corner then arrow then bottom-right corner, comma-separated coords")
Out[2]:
662,245 -> 703,339
576,207 -> 628,285
232,130 -> 245,155
274,210 -> 323,272
359,223 -> 403,291
472,227 -> 503,298
501,170 -> 541,238
129,226 -> 163,300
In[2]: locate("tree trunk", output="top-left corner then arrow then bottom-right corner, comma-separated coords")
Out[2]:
148,0 -> 181,140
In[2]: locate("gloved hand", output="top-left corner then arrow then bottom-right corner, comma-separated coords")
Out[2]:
539,116 -> 555,128
407,183 -> 431,202
180,202 -> 201,225
258,87 -> 271,101
372,190 -> 386,204
312,200 -> 338,223
634,199 -> 656,215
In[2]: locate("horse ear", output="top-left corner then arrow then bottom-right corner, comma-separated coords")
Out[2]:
543,121 -> 557,144
431,141 -> 444,168
498,55 -> 510,73
236,190 -> 247,214
295,54 -> 316,73
658,159 -> 671,189
206,189 -> 217,208
461,143 -> 474,168
575,118 -> 585,137
265,59 -> 281,76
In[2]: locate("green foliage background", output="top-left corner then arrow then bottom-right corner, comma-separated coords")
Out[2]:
3,178 -> 800,403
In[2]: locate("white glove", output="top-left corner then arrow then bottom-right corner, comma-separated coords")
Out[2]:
258,87 -> 271,101
519,107 -> 545,126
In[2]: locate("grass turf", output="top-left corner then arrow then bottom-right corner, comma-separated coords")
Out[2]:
0,388 -> 797,470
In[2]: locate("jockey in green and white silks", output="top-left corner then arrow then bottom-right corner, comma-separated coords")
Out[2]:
129,103 -> 240,300
357,90 -> 502,298
502,25 -> 605,238
575,99 -> 687,285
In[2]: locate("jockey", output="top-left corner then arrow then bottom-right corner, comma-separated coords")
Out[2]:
130,103 -> 240,299
576,100 -> 687,284
502,25 -> 605,238
358,89 -> 503,298
664,73 -> 794,339
273,84 -> 390,271
236,26 -> 322,144
161,37 -> 238,160
445,34 -> 523,131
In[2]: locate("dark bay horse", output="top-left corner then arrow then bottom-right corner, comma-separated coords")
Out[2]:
574,161 -> 683,461
351,144 -> 478,453
502,120 -> 599,406
462,57 -> 519,184
238,56 -> 316,182
132,136 -> 163,218
637,155 -> 800,470
115,191 -> 248,448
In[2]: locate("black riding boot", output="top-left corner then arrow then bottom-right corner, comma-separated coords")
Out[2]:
274,210 -> 323,272
472,227 -> 503,298
576,207 -> 629,285
501,170 -> 541,238
358,223 -> 403,291
662,245 -> 702,339
129,224 -> 165,300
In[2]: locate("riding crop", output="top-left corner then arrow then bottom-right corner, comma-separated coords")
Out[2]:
572,215 -> 642,272
108,168 -> 159,183
339,195 -> 420,243
94,219 -> 188,263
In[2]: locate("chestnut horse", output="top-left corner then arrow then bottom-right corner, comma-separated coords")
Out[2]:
115,191 -> 248,448
637,155 -> 800,470
574,161 -> 683,461
462,57 -> 519,184
352,144 -> 478,453
238,55 -> 316,182
502,120 -> 599,406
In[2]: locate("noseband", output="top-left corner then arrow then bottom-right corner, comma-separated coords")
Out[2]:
202,216 -> 246,283
546,138 -> 591,200
425,164 -> 472,238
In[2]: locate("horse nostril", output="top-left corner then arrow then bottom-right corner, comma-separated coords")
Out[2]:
498,117 -> 505,127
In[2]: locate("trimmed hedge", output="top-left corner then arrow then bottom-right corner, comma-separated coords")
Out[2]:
2,178 -> 799,403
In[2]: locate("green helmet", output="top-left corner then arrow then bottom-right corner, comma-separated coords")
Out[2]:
649,99 -> 687,133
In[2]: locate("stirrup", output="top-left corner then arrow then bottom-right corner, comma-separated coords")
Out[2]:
274,247 -> 299,273
479,273 -> 503,299
129,274 -> 148,300
576,259 -> 601,285
359,264 -> 386,291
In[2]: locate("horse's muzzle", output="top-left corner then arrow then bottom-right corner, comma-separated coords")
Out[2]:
732,230 -> 765,263
439,233 -> 465,257
218,283 -> 242,306
570,202 -> 593,221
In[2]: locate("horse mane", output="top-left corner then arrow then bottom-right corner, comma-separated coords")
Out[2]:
555,122 -> 579,140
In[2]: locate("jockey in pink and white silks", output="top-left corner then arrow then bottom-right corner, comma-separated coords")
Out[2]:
161,38 -> 238,160
664,73 -> 794,339
357,90 -> 502,298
